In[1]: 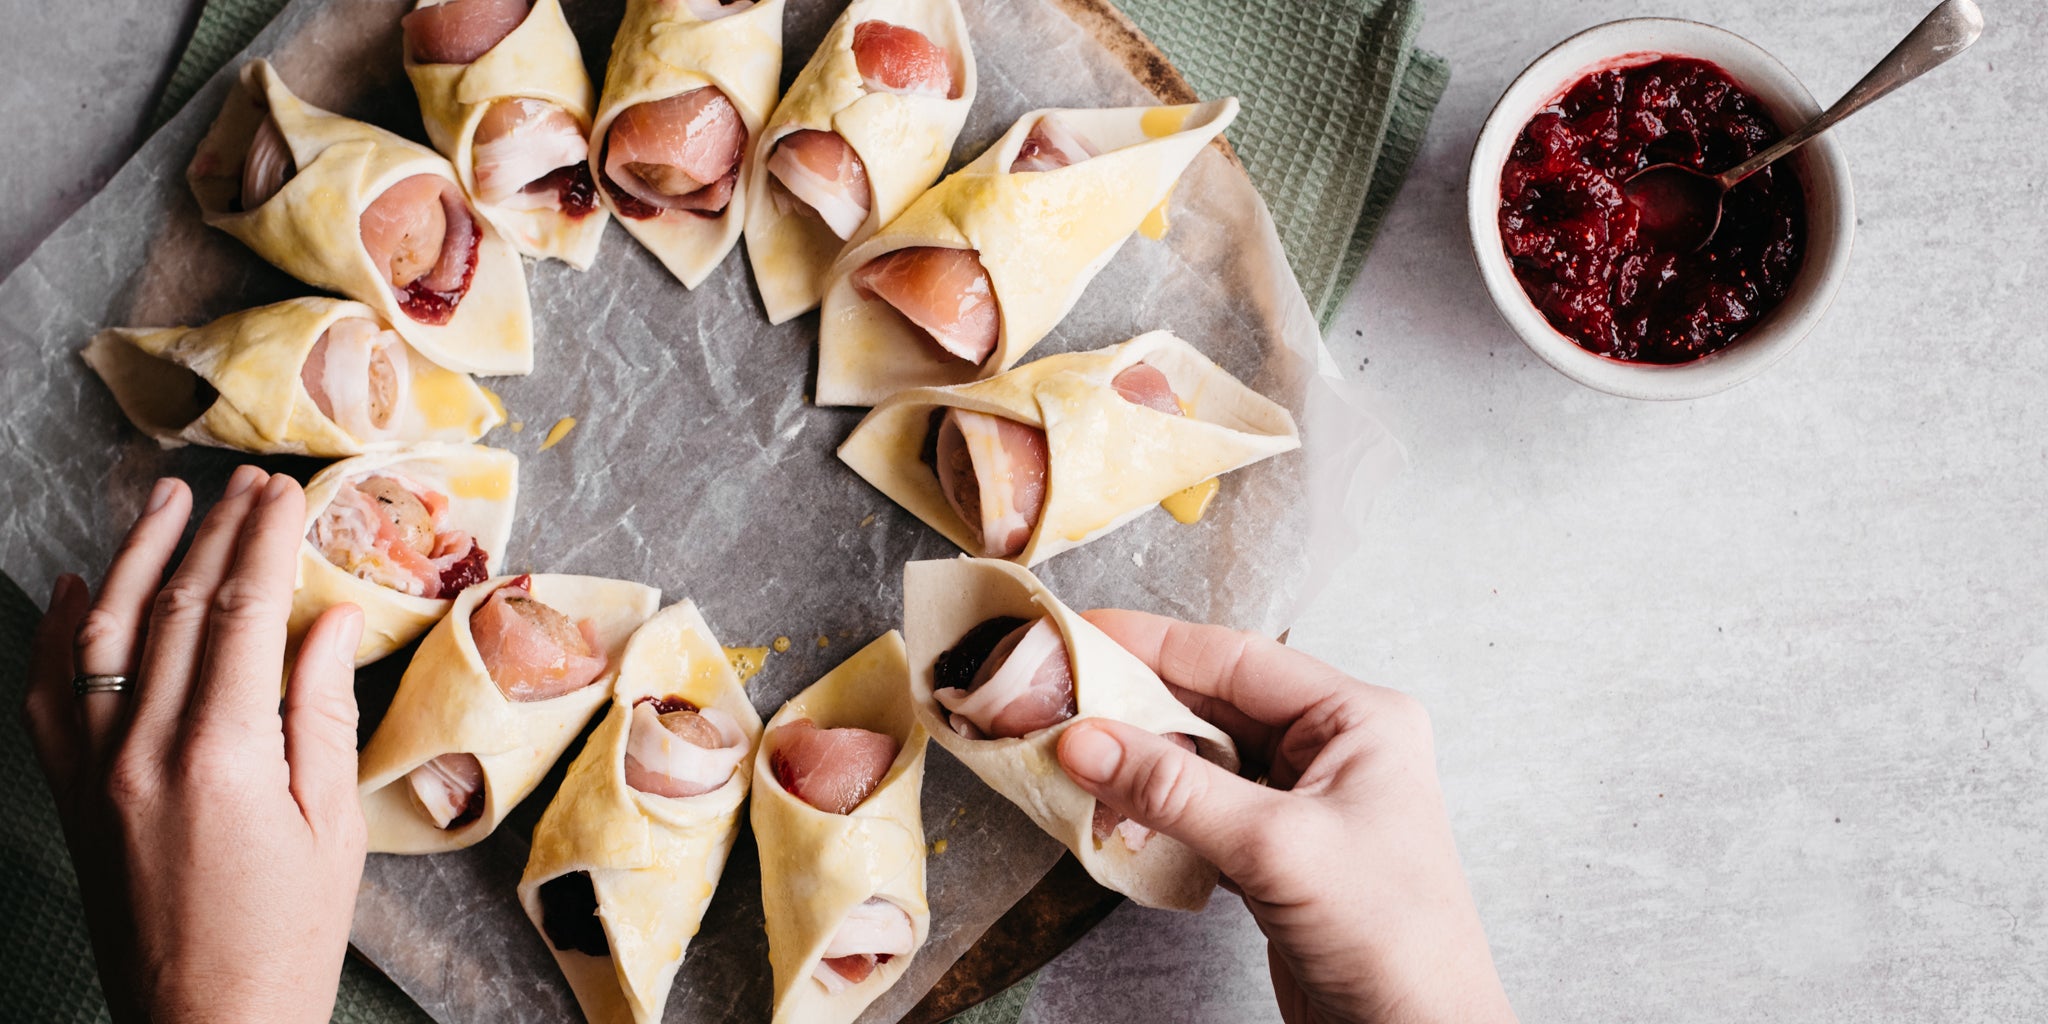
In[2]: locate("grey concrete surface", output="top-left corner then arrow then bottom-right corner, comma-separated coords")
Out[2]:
3,1 -> 2042,1022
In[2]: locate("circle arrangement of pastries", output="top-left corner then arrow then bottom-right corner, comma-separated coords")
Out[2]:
84,2 -> 1304,1021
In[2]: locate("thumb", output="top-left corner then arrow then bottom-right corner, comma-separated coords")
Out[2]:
1058,718 -> 1280,883
284,604 -> 365,836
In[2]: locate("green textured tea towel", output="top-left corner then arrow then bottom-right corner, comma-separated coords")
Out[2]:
155,0 -> 1445,325
0,3 -> 1450,1023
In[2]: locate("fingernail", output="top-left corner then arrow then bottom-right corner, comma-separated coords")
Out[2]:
145,477 -> 176,514
332,606 -> 363,670
50,573 -> 80,607
259,473 -> 295,505
225,466 -> 263,497
1062,723 -> 1124,783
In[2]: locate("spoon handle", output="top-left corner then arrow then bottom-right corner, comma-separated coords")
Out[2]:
1719,0 -> 1984,188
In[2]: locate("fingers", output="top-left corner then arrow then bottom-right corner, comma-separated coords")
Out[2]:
1058,718 -> 1292,890
1083,609 -> 1358,756
73,478 -> 192,765
125,465 -> 269,758
283,604 -> 365,833
23,574 -> 89,795
189,474 -> 306,729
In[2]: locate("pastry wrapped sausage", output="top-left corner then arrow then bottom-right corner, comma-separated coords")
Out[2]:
519,600 -> 762,1024
403,0 -> 609,268
288,444 -> 518,667
591,0 -> 786,288
742,0 -> 975,323
359,573 -> 660,853
903,557 -> 1238,910
752,632 -> 929,1024
187,59 -> 534,375
814,99 -> 1237,406
839,330 -> 1299,566
82,298 -> 499,456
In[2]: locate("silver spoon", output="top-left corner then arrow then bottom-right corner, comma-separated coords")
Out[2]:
1624,0 -> 1984,251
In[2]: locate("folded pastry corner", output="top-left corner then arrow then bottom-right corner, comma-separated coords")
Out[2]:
289,443 -> 518,666
187,59 -> 534,375
82,298 -> 500,457
838,330 -> 1299,565
752,631 -> 930,1024
403,0 -> 609,268
591,0 -> 787,288
742,0 -> 976,324
358,573 -> 660,853
814,98 -> 1239,406
902,557 -> 1238,911
519,600 -> 763,1024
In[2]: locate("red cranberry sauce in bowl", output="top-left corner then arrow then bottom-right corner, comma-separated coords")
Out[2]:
1498,57 -> 1805,364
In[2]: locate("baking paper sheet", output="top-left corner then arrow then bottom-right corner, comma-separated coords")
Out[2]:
0,0 -> 1401,1020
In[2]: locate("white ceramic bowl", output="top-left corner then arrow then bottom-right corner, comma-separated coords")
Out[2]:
1467,19 -> 1856,400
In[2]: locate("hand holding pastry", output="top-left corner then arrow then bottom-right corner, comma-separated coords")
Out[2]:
20,467 -> 368,1024
1056,609 -> 1519,1024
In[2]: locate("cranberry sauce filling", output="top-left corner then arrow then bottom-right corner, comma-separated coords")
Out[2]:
526,163 -> 600,219
437,545 -> 490,597
934,616 -> 1030,692
1498,57 -> 1805,364
397,215 -> 483,326
537,871 -> 608,957
635,695 -> 701,715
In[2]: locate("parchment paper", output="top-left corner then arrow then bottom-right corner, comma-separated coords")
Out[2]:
0,0 -> 1402,1021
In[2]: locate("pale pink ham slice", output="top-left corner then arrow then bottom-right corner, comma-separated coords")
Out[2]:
470,576 -> 609,702
683,0 -> 756,19
766,130 -> 871,240
302,316 -> 409,440
407,752 -> 485,828
933,616 -> 1075,739
852,21 -> 957,99
1110,361 -> 1182,415
768,719 -> 898,815
403,0 -> 531,65
813,898 -> 916,993
240,114 -> 295,210
851,247 -> 1000,364
471,99 -> 589,207
360,175 -> 478,295
1009,114 -> 1097,173
1090,733 -> 1198,851
621,701 -> 749,798
932,408 -> 1048,559
601,88 -> 746,216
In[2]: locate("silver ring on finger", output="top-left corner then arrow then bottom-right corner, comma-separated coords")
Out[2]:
72,674 -> 132,697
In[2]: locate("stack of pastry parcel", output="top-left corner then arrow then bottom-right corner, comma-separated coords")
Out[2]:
71,0 -> 1323,1018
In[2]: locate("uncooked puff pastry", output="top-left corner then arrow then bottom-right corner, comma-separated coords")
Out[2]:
903,557 -> 1239,911
359,574 -> 661,854
81,297 -> 499,457
519,600 -> 763,1024
404,0 -> 609,268
814,98 -> 1238,407
838,330 -> 1300,566
288,443 -> 518,667
742,0 -> 976,324
187,59 -> 535,375
752,632 -> 930,1024
592,0 -> 786,288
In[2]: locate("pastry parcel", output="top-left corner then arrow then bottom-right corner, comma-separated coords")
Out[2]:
359,573 -> 661,853
188,59 -> 534,375
839,331 -> 1299,565
814,99 -> 1238,405
83,297 -> 500,457
903,557 -> 1238,910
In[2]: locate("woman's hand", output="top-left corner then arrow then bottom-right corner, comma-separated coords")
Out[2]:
21,466 -> 368,1024
1057,610 -> 1516,1024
